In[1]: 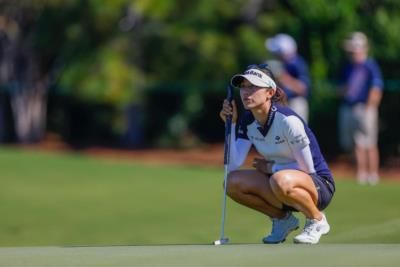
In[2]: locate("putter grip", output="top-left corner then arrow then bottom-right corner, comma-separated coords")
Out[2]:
223,85 -> 234,165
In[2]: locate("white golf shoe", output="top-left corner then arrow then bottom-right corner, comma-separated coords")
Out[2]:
263,212 -> 299,244
293,213 -> 330,244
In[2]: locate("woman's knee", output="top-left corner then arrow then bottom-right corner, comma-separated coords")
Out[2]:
269,172 -> 295,197
225,170 -> 247,197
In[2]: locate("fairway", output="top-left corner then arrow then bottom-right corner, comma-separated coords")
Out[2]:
1,244 -> 400,267
1,147 -> 400,248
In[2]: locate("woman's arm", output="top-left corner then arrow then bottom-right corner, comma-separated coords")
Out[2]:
282,116 -> 316,174
220,99 -> 252,171
227,123 -> 252,172
291,145 -> 316,174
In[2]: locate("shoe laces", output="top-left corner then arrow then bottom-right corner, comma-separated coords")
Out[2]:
271,218 -> 280,230
272,213 -> 290,224
271,215 -> 288,232
302,219 -> 317,235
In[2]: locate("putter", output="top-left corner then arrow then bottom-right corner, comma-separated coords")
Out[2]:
214,85 -> 233,246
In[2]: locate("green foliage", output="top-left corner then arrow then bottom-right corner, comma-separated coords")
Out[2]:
59,38 -> 144,107
2,0 -> 400,150
132,0 -> 176,20
6,0 -> 400,98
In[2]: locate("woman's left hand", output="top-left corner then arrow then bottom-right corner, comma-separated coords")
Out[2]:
252,158 -> 274,175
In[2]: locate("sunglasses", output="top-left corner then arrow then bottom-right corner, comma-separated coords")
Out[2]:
246,63 -> 270,70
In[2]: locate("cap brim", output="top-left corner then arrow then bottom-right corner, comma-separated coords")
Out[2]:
231,75 -> 244,87
230,74 -> 269,88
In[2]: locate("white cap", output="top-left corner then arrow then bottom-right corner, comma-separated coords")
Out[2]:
265,33 -> 297,55
343,32 -> 368,52
231,68 -> 276,90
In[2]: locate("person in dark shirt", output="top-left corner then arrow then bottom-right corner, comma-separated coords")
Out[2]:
265,33 -> 311,123
338,32 -> 384,185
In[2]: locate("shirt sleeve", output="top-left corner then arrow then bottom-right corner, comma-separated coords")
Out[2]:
284,57 -> 311,97
292,145 -> 316,174
282,116 -> 315,174
282,116 -> 310,150
227,123 -> 252,172
368,60 -> 384,90
295,58 -> 311,91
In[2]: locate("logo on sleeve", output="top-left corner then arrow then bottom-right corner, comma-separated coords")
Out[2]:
290,134 -> 309,145
275,136 -> 284,144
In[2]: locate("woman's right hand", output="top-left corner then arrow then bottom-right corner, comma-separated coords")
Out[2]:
219,99 -> 238,123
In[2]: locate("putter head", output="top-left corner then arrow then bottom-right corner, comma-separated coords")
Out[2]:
213,237 -> 229,245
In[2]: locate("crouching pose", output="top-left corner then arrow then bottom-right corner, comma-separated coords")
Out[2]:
219,64 -> 335,244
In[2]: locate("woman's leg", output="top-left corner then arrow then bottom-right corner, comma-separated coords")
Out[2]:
268,169 -> 332,244
269,169 -> 321,220
227,169 -> 300,244
226,169 -> 286,218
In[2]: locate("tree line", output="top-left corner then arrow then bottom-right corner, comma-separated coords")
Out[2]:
0,0 -> 399,159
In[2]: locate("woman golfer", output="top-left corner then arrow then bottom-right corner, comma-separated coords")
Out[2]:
219,64 -> 335,244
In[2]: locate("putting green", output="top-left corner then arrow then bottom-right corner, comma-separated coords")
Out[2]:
0,244 -> 399,267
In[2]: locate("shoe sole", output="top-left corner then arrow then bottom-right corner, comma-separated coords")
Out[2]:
293,227 -> 330,244
263,226 -> 299,244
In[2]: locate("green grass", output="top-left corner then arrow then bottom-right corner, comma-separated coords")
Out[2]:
1,245 -> 400,267
0,147 -> 400,247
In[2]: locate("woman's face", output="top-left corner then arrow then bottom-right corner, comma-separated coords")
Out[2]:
239,79 -> 272,110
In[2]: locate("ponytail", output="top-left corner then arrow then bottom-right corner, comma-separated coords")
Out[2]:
254,65 -> 288,106
272,87 -> 288,105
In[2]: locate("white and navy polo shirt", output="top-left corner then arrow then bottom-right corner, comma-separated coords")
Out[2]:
228,104 -> 334,186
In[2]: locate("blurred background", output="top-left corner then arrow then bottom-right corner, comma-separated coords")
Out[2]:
0,0 -> 400,162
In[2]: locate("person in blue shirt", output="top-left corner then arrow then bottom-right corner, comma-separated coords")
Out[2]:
338,32 -> 384,185
265,33 -> 311,123
219,64 -> 335,244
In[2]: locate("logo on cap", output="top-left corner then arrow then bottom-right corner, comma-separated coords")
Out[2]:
244,70 -> 262,78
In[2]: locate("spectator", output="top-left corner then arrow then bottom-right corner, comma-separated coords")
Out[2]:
265,33 -> 311,123
338,32 -> 384,185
